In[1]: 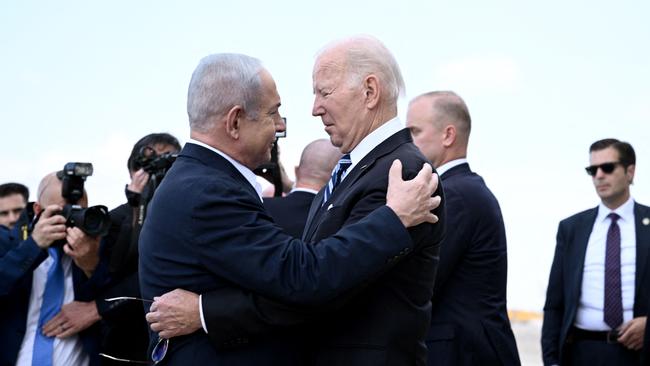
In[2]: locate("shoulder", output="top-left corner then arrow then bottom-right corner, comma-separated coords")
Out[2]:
559,207 -> 597,228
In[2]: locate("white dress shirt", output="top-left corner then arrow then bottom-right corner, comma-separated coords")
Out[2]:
575,196 -> 636,330
345,116 -> 404,182
436,158 -> 468,177
15,252 -> 89,366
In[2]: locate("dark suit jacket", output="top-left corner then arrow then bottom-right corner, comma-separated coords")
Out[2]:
200,128 -> 445,366
138,142 -> 422,365
0,224 -> 109,366
426,163 -> 520,366
263,190 -> 316,238
542,202 -> 650,365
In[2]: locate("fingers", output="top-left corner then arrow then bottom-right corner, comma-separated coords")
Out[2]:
43,313 -> 64,335
388,160 -> 403,186
414,162 -> 433,183
41,205 -> 63,220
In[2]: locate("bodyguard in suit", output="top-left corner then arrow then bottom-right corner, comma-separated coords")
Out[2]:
542,138 -> 649,365
263,138 -> 341,237
406,91 -> 520,365
138,50 -> 441,365
0,172 -> 108,366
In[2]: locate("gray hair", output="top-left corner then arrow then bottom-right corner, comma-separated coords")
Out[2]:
320,35 -> 405,105
187,53 -> 264,132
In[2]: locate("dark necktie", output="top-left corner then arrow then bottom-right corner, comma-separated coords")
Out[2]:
323,154 -> 352,205
604,212 -> 623,329
32,247 -> 65,366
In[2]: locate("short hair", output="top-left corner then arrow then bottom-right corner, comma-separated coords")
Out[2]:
187,53 -> 264,132
0,182 -> 29,202
322,36 -> 405,105
128,133 -> 182,172
416,91 -> 472,137
589,138 -> 636,166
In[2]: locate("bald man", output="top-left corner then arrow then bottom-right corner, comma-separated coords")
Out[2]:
407,91 -> 520,365
0,172 -> 107,366
263,139 -> 341,237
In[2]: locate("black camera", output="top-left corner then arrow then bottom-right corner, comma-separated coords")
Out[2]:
55,162 -> 111,237
135,146 -> 178,181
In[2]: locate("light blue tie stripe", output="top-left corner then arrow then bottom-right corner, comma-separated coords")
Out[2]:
323,154 -> 352,205
32,247 -> 65,366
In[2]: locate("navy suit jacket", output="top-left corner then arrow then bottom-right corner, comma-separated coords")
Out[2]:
426,163 -> 520,366
542,202 -> 650,365
0,224 -> 109,366
200,129 -> 444,366
138,142 -> 420,365
263,190 -> 316,238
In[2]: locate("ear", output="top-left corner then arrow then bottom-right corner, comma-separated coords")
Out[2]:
33,202 -> 43,216
441,124 -> 457,148
225,105 -> 244,139
627,164 -> 636,184
363,75 -> 380,109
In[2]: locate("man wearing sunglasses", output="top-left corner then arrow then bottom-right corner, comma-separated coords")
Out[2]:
542,138 -> 650,365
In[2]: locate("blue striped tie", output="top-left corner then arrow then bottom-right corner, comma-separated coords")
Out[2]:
32,247 -> 65,366
323,154 -> 352,205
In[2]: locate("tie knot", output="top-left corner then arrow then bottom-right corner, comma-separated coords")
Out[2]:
338,154 -> 352,171
608,212 -> 620,223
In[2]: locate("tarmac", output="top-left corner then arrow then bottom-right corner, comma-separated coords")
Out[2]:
511,316 -> 543,366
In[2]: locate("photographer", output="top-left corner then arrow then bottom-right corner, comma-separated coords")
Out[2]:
97,133 -> 180,364
0,171 -> 110,366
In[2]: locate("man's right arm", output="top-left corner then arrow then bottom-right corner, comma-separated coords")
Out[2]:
541,222 -> 567,366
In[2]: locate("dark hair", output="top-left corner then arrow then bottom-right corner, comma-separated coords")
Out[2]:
0,182 -> 29,202
127,133 -> 182,172
589,138 -> 636,166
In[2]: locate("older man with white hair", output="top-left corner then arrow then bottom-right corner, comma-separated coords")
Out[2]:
145,36 -> 446,366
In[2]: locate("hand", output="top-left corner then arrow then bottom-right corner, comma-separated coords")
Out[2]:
127,168 -> 150,194
64,227 -> 100,277
386,160 -> 441,227
146,288 -> 201,339
42,301 -> 101,338
31,205 -> 67,248
618,316 -> 646,350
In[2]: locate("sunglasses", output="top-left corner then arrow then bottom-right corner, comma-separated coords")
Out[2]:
585,162 -> 623,177
99,297 -> 169,364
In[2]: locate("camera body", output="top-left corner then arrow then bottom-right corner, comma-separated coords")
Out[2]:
54,162 -> 111,237
135,146 -> 178,181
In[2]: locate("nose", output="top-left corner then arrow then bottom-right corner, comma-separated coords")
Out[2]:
312,96 -> 323,117
8,211 -> 20,226
275,116 -> 286,133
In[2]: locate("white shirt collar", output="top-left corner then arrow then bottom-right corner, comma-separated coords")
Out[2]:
290,187 -> 319,195
187,138 -> 263,201
347,117 -> 404,176
436,158 -> 468,177
596,195 -> 635,224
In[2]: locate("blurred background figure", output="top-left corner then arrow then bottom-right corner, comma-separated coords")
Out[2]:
97,132 -> 181,364
407,91 -> 520,365
263,138 -> 341,237
0,182 -> 30,231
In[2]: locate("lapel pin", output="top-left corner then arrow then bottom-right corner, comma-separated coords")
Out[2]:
643,217 -> 650,226
327,204 -> 334,211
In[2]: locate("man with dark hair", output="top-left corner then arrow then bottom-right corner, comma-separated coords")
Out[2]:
0,182 -> 29,230
406,91 -> 520,365
542,138 -> 649,365
97,133 -> 181,364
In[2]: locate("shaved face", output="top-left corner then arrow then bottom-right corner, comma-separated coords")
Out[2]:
0,193 -> 26,229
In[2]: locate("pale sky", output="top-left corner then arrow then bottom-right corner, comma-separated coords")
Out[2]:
1,0 -> 649,311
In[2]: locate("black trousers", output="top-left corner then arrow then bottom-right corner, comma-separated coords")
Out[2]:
566,339 -> 640,366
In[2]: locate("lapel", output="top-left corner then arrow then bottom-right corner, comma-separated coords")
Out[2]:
181,143 -> 260,200
302,128 -> 412,241
568,207 -> 598,297
634,203 -> 650,299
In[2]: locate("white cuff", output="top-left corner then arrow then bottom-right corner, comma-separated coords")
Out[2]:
199,294 -> 208,334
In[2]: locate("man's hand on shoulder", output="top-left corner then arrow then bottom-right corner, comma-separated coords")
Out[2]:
386,160 -> 441,227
